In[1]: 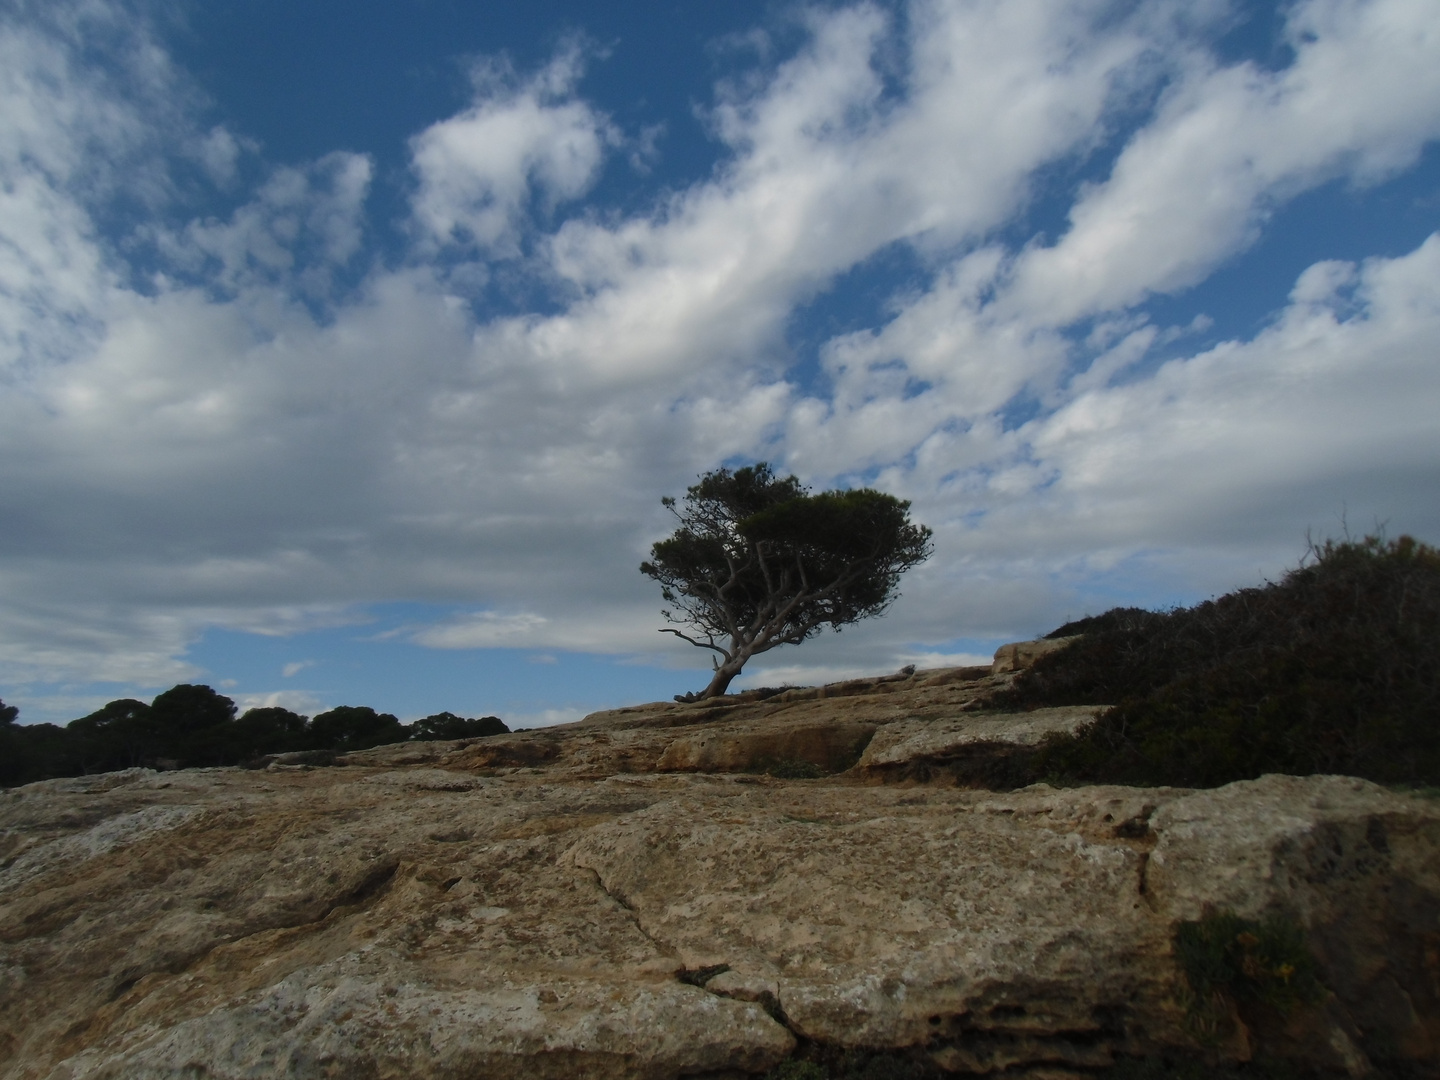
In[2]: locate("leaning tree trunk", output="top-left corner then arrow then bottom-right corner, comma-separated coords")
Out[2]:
700,654 -> 748,698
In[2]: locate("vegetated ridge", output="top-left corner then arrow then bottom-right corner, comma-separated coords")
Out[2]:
997,534 -> 1440,789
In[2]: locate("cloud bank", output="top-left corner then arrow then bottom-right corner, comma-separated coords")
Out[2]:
1,0 -> 1437,711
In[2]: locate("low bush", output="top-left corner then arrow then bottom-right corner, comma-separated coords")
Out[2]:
756,757 -> 827,780
765,1050 -> 938,1079
998,534 -> 1440,788
1173,909 -> 1325,1040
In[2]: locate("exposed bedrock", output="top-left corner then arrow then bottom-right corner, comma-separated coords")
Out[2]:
1,664 -> 1436,1078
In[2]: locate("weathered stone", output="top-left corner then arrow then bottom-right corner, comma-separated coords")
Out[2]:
655,719 -> 877,774
991,637 -> 1081,674
1146,774 -> 1440,1069
2,669 -> 1438,1079
854,705 -> 1104,781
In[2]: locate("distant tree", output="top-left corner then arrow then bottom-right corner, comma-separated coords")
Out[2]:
306,706 -> 405,752
3,721 -> 73,788
410,712 -> 509,741
640,463 -> 933,699
149,684 -> 236,733
67,698 -> 156,772
231,707 -> 308,760
0,699 -> 18,785
149,684 -> 238,766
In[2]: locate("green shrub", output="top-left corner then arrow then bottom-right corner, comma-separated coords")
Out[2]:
765,1051 -> 938,1080
1099,1057 -> 1305,1079
998,534 -> 1440,788
766,1063 -> 827,1080
1173,908 -> 1325,1044
759,757 -> 826,779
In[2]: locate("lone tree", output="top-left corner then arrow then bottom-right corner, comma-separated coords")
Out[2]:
640,463 -> 933,699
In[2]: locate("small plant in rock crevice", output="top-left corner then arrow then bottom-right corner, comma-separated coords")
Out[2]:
1173,908 -> 1326,1042
764,1048 -> 940,1079
765,1062 -> 827,1080
755,757 -> 827,779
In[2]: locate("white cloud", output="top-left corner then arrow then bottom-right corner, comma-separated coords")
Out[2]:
281,660 -> 315,678
232,689 -> 328,717
732,660 -> 888,690
409,46 -> 614,254
898,651 -> 995,670
155,152 -> 373,295
194,125 -> 246,188
0,0 -> 1437,711
408,607 -> 666,655
1014,234 -> 1440,547
1007,0 -> 1440,322
505,707 -> 586,729
532,0 -> 1151,386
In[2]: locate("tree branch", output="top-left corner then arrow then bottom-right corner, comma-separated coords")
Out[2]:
658,627 -> 730,657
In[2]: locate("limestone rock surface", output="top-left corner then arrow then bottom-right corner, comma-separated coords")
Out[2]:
2,665 -> 1437,1079
991,638 -> 1080,675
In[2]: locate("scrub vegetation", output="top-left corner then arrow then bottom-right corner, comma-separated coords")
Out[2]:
999,534 -> 1440,789
1173,909 -> 1326,1038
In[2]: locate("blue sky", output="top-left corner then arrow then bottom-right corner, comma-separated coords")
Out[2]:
2,0 -> 1438,727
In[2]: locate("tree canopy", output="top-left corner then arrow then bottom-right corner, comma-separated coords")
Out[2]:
640,463 -> 932,699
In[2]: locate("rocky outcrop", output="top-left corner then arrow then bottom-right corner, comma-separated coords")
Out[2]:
2,665 -> 1437,1079
852,705 -> 1102,785
991,637 -> 1080,675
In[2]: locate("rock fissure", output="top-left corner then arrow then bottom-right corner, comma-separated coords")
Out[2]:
573,862 -> 676,965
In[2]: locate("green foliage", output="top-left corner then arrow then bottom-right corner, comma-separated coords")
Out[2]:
766,1063 -> 827,1080
231,707 -> 308,758
0,698 -> 21,786
765,1050 -> 939,1080
1100,1057 -> 1307,1080
3,687 -> 509,786
149,684 -> 237,735
641,463 -> 932,698
756,757 -> 826,779
1174,909 -> 1325,1026
1000,534 -> 1440,788
410,712 -> 509,741
306,706 -> 406,752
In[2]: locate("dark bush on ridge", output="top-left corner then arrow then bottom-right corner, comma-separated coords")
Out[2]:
1001,534 -> 1440,788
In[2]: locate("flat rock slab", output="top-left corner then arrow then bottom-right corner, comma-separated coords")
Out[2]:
3,760 -> 1438,1078
855,706 -> 1105,770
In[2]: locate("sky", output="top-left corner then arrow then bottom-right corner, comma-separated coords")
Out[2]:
2,0 -> 1438,728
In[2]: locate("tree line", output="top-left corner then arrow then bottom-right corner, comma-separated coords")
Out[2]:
0,685 -> 508,787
